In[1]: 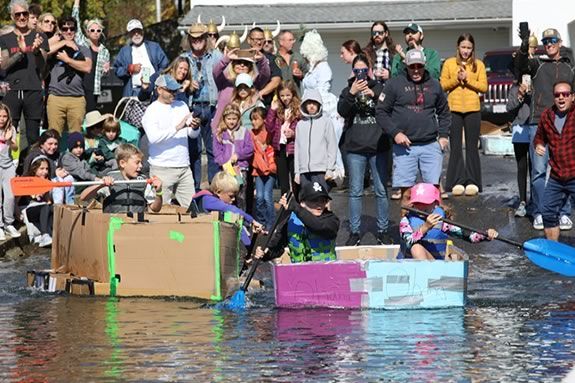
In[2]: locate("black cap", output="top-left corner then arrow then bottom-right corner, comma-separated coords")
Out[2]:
299,181 -> 331,202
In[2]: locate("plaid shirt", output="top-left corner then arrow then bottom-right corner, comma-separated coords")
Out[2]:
72,5 -> 110,95
534,105 -> 575,181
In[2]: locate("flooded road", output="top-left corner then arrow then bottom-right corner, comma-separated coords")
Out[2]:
1,157 -> 575,382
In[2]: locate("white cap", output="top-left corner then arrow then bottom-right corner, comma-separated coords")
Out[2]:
126,19 -> 143,32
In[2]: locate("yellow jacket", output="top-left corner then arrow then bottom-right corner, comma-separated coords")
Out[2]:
440,57 -> 487,113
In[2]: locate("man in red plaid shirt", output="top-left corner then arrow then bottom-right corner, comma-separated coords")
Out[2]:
534,81 -> 575,240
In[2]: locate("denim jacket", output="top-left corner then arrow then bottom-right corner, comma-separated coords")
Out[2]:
180,49 -> 222,107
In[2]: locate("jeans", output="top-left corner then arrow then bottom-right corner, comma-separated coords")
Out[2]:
392,142 -> 443,188
542,177 -> 575,228
188,104 -> 218,191
255,175 -> 276,230
347,152 -> 390,234
529,124 -> 570,216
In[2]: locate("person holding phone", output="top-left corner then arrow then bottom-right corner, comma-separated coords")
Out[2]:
338,54 -> 392,246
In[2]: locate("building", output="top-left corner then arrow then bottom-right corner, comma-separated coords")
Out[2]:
180,0 -> 513,94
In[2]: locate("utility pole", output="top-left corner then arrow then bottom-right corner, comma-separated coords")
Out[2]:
156,0 -> 162,22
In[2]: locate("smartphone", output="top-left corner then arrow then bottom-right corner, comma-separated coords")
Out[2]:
141,67 -> 151,84
522,74 -> 532,93
519,21 -> 529,39
356,71 -> 367,81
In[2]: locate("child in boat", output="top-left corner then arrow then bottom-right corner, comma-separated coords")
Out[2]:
400,183 -> 498,260
80,144 -> 163,213
255,181 -> 340,263
191,171 -> 263,246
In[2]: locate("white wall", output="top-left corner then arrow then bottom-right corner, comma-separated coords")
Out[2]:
317,27 -> 510,95
512,0 -> 575,47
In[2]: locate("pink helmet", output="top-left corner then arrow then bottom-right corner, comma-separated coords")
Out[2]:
409,183 -> 441,204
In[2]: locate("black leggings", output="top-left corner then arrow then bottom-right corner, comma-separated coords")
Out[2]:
276,145 -> 295,196
513,143 -> 530,202
26,205 -> 53,235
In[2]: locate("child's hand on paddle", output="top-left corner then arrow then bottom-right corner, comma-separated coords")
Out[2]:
424,213 -> 442,229
254,246 -> 265,259
486,229 -> 498,240
279,193 -> 289,209
101,176 -> 114,186
252,221 -> 265,234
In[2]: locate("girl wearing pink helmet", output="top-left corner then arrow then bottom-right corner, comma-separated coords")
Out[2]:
400,183 -> 498,260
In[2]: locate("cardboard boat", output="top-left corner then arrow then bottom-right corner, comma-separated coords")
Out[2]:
272,244 -> 468,310
28,205 -> 243,300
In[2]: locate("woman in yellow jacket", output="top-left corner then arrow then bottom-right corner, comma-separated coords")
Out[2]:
441,33 -> 487,196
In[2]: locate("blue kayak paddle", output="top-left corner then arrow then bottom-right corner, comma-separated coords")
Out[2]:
219,192 -> 294,311
404,206 -> 575,277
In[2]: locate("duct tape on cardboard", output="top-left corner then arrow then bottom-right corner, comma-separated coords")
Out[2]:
107,217 -> 124,296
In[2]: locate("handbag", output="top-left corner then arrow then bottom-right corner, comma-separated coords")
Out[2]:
114,97 -> 147,129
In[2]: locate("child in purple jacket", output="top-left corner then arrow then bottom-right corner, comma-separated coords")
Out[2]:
213,104 -> 254,211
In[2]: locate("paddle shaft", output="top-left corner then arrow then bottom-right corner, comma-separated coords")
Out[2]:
403,206 -> 523,248
68,179 -> 149,187
240,192 -> 293,292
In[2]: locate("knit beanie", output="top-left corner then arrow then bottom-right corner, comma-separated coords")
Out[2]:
67,131 -> 85,151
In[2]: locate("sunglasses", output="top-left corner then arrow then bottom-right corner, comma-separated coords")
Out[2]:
352,68 -> 369,74
207,33 -> 217,37
14,11 -> 29,18
43,20 -> 56,25
89,29 -> 102,33
265,40 -> 273,44
61,26 -> 76,32
408,64 -> 424,70
372,30 -> 385,36
554,91 -> 572,98
542,37 -> 559,46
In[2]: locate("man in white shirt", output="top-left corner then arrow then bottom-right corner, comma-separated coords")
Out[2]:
142,74 -> 200,208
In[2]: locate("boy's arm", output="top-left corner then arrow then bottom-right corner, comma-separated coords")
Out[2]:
292,204 -> 339,240
202,195 -> 254,223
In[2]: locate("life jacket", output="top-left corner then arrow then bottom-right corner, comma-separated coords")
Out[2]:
407,206 -> 448,259
191,190 -> 213,214
102,171 -> 148,214
287,212 -> 336,263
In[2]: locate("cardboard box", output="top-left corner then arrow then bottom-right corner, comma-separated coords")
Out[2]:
27,270 -> 71,292
336,245 -> 400,261
51,206 -> 241,300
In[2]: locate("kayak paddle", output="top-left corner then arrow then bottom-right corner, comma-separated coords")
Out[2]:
403,206 -> 575,277
219,192 -> 293,311
11,176 -> 149,196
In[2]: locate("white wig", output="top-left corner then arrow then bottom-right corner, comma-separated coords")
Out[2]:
300,30 -> 328,65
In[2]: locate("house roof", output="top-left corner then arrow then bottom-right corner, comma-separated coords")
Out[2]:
180,0 -> 512,30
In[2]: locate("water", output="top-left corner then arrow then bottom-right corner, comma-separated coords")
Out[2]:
1,243 -> 575,383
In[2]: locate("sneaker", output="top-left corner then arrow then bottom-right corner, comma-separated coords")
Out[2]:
390,190 -> 402,200
0,230 -> 5,241
5,225 -> 21,238
533,214 -> 544,230
33,235 -> 42,245
514,201 -> 527,217
560,215 -> 573,231
376,231 -> 395,245
345,233 -> 361,246
452,185 -> 465,196
38,234 -> 52,248
464,184 -> 479,196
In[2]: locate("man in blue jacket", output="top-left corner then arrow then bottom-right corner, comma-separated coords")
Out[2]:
376,49 -> 451,208
113,19 -> 169,97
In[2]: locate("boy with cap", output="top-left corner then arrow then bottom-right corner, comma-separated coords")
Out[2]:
391,23 -> 441,79
113,18 -> 169,97
255,182 -> 340,263
376,49 -> 451,210
60,131 -> 100,182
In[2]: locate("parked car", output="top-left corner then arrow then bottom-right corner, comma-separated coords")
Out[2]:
481,46 -> 573,125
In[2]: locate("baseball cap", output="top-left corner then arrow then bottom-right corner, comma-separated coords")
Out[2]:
187,23 -> 208,38
409,183 -> 441,205
405,49 -> 426,66
299,181 -> 331,202
235,73 -> 254,88
403,23 -> 423,34
126,19 -> 143,32
155,74 -> 182,91
542,28 -> 561,40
